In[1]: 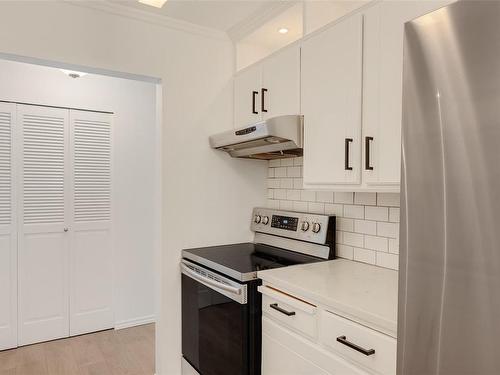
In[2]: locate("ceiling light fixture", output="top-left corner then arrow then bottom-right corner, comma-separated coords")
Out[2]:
60,69 -> 88,79
138,0 -> 167,8
278,27 -> 289,34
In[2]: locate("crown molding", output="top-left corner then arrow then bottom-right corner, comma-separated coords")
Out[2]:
227,1 -> 298,43
65,1 -> 230,41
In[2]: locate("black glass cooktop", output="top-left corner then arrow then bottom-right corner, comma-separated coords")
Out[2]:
182,242 -> 322,282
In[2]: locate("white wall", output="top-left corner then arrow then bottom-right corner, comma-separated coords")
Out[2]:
0,59 -> 157,329
0,2 -> 267,374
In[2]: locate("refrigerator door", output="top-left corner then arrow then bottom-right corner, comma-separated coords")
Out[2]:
399,1 -> 500,374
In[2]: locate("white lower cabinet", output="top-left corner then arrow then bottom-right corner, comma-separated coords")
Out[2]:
260,285 -> 396,375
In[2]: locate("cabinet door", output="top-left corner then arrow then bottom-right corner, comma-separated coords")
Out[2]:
234,63 -> 262,128
0,102 -> 17,350
262,45 -> 301,120
363,1 -> 452,186
17,105 -> 70,346
263,333 -> 329,375
69,110 -> 113,336
302,14 -> 363,187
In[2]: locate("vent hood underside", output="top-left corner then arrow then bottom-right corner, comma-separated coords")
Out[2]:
209,115 -> 303,160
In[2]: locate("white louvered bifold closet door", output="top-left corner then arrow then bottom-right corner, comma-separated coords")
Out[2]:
0,102 -> 17,350
17,105 -> 70,346
69,110 -> 113,336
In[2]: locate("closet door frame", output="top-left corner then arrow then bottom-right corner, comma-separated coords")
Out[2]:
0,102 -> 18,350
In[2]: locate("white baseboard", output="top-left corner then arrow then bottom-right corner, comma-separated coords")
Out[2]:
114,315 -> 156,330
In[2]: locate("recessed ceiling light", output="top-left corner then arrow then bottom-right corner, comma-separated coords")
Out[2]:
138,0 -> 167,8
278,27 -> 289,34
60,69 -> 88,79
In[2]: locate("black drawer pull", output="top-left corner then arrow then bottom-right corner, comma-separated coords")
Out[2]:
336,335 -> 375,356
345,138 -> 353,170
365,136 -> 374,170
270,303 -> 296,316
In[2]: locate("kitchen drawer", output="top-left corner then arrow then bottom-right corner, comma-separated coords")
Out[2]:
258,285 -> 317,340
319,310 -> 396,375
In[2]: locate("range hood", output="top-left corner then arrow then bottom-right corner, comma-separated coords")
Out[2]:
209,115 -> 304,160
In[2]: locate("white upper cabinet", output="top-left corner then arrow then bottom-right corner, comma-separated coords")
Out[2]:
261,45 -> 301,120
234,44 -> 300,128
234,63 -> 262,128
301,14 -> 363,187
363,1 -> 453,188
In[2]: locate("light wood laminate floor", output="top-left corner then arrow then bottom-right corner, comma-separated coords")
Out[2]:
0,324 -> 155,375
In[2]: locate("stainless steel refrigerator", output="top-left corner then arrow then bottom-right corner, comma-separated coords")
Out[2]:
399,1 -> 500,374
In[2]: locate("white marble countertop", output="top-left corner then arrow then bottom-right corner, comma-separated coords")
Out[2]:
257,259 -> 398,338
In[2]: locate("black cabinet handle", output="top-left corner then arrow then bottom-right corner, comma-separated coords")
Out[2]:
252,91 -> 259,114
365,136 -> 374,170
261,88 -> 268,113
345,138 -> 353,170
336,336 -> 375,356
270,303 -> 296,316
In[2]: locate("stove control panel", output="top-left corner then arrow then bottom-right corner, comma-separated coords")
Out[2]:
251,207 -> 335,246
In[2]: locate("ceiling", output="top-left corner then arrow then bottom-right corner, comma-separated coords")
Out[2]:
113,0 -> 293,33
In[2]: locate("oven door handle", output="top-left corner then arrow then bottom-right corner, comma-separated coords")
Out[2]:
181,264 -> 242,295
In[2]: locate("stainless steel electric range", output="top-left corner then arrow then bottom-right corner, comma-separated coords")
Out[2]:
181,208 -> 336,375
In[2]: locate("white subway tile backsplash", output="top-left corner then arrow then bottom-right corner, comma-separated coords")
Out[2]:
389,207 -> 400,223
269,159 -> 281,167
280,178 -> 293,189
300,190 -> 316,202
274,189 -> 287,200
336,231 -> 343,244
275,167 -> 287,178
325,204 -> 343,216
286,189 -> 301,201
293,178 -> 303,189
280,200 -> 293,211
389,238 -> 399,254
267,199 -> 280,209
377,193 -> 400,207
293,200 -> 308,212
268,178 -> 280,188
344,205 -> 364,219
293,157 -> 303,166
337,218 -> 354,232
365,235 -> 388,252
376,252 -> 399,270
337,245 -> 354,260
355,192 -> 377,206
365,206 -> 389,222
354,220 -> 377,235
343,232 -> 364,247
281,158 -> 294,167
354,248 -> 376,265
308,202 -> 324,214
377,222 -> 399,238
316,191 -> 334,203
266,159 -> 401,271
334,192 -> 354,204
287,166 -> 302,177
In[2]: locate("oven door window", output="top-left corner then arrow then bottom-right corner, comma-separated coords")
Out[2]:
182,274 -> 249,375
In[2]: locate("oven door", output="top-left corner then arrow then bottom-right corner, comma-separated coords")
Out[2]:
181,259 -> 250,375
